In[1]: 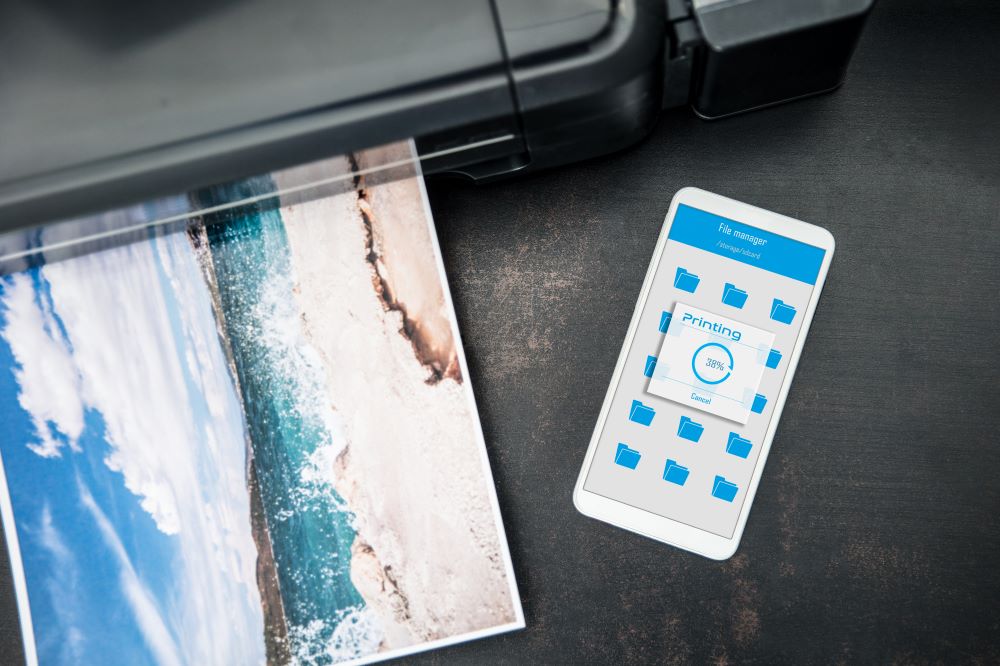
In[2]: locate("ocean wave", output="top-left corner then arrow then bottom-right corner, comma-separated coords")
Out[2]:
201,202 -> 382,662
287,606 -> 384,666
248,272 -> 352,521
298,443 -> 350,511
251,263 -> 345,455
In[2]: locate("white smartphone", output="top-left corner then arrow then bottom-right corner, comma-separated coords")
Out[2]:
573,187 -> 834,560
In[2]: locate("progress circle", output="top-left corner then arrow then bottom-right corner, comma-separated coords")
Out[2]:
691,342 -> 734,385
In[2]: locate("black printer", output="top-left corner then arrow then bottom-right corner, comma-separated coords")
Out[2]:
0,0 -> 873,229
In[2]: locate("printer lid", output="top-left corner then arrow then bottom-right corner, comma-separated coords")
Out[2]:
0,0 -> 616,229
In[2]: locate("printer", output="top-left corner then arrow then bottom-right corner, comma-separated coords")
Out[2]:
0,0 -> 873,230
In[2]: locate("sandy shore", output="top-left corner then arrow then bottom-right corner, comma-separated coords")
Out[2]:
272,145 -> 518,649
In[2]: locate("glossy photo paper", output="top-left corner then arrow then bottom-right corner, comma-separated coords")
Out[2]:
0,142 -> 523,665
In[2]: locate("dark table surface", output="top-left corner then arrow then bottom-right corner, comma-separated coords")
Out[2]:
425,1 -> 1000,663
2,0 -> 998,663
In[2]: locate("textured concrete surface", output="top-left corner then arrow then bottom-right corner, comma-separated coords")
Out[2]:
421,0 -> 1000,662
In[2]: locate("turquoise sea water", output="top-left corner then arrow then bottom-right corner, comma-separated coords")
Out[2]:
198,180 -> 380,663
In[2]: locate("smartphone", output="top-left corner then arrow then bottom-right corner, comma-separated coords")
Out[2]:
573,187 -> 834,560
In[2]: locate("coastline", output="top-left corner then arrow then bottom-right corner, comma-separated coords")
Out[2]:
188,222 -> 291,664
272,147 -> 517,649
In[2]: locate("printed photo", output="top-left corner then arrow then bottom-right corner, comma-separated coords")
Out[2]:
0,142 -> 522,665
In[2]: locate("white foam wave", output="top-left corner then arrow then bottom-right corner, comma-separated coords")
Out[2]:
288,605 -> 384,665
252,263 -> 346,455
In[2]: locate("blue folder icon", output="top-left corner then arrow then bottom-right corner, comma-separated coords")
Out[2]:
765,348 -> 782,369
721,283 -> 748,309
726,432 -> 753,458
629,400 -> 655,426
712,475 -> 739,502
677,415 -> 704,442
770,299 -> 797,324
614,443 -> 641,469
751,393 -> 767,414
659,310 -> 672,333
644,355 -> 657,378
674,267 -> 700,293
663,459 -> 690,486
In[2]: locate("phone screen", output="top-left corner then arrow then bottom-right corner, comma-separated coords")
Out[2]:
582,203 -> 828,538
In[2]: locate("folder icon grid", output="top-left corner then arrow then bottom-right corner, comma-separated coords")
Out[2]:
751,393 -> 767,414
659,310 -> 672,333
674,267 -> 700,293
712,475 -> 739,502
677,415 -> 704,442
765,348 -> 782,369
663,459 -> 689,486
770,299 -> 797,324
644,355 -> 657,378
726,432 -> 753,458
614,443 -> 641,469
721,283 -> 748,309
629,400 -> 655,426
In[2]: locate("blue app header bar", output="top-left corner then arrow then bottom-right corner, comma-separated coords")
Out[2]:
668,204 -> 826,285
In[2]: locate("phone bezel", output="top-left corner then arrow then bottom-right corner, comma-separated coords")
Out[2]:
572,187 -> 835,560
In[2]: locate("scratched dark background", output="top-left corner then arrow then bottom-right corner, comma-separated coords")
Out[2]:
1,0 -> 998,663
426,0 -> 1000,664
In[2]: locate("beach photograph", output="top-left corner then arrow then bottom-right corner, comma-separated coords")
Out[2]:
0,142 -> 523,665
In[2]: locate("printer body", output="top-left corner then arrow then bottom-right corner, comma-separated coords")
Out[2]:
0,0 -> 873,230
